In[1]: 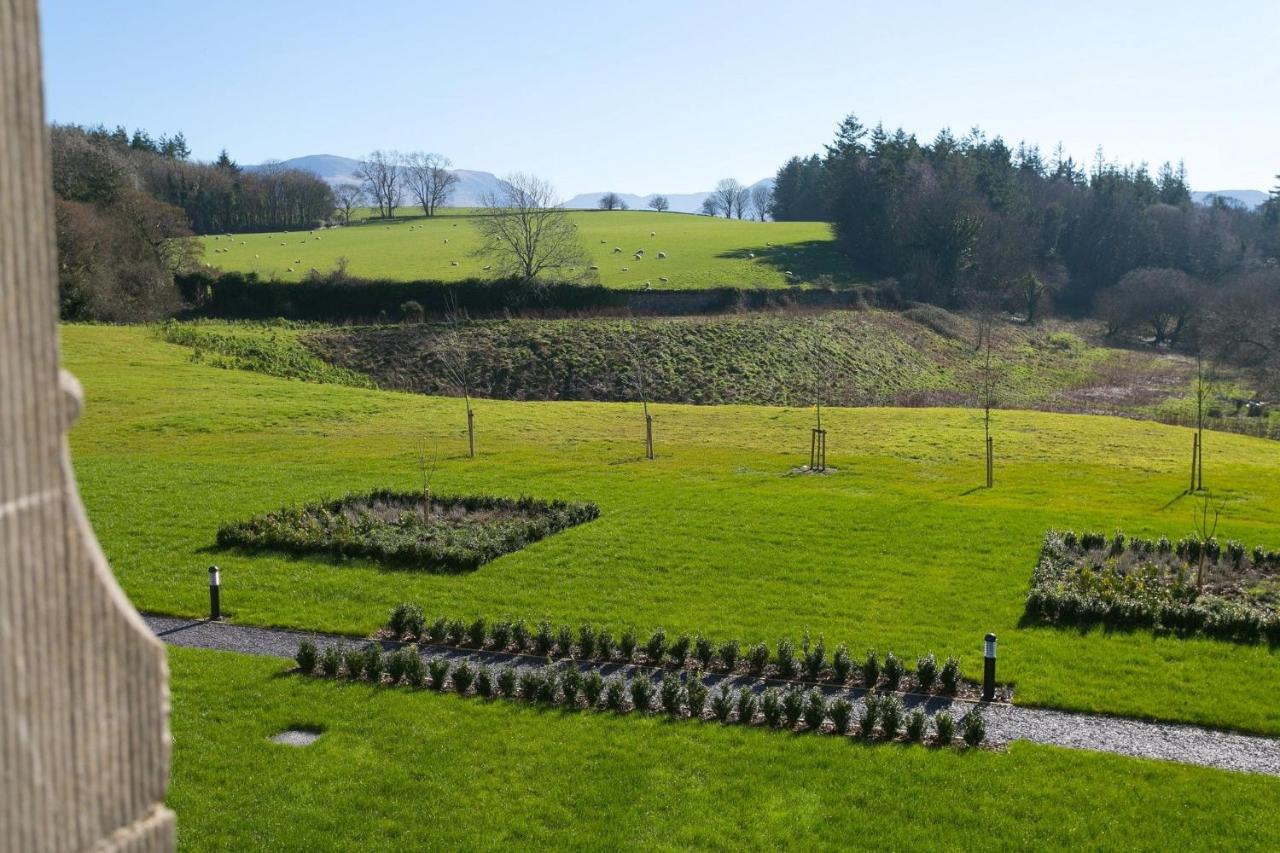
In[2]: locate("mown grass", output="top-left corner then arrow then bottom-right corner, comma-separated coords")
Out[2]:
64,324 -> 1280,734
199,209 -> 844,289
168,647 -> 1280,851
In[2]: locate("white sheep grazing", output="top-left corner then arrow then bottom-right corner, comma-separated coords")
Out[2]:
589,265 -> 600,270
650,231 -> 656,236
444,238 -> 449,244
747,252 -> 755,259
633,254 -> 642,261
294,259 -> 301,264
656,252 -> 667,259
451,261 -> 459,266
241,241 -> 247,245
254,254 -> 260,259
785,270 -> 795,277
766,242 -> 772,246
287,267 -> 294,272
644,281 -> 652,288
613,247 -> 622,253
483,265 -> 492,271
621,267 -> 629,272
659,276 -> 669,283
600,239 -> 607,244
280,242 -> 286,246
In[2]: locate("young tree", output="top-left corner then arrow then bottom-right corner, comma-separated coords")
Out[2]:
356,150 -> 402,218
809,328 -> 830,472
712,179 -> 750,219
623,322 -> 655,459
473,173 -> 587,282
1190,491 -> 1225,591
978,337 -> 997,487
647,195 -> 670,213
434,299 -> 478,458
403,152 -> 458,216
598,192 -> 624,211
333,183 -> 364,224
750,184 -> 773,221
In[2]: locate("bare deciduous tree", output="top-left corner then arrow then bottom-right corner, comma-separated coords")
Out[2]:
979,336 -> 998,487
1097,268 -> 1200,346
403,152 -> 459,217
648,195 -> 670,213
434,297 -> 478,458
622,322 -> 656,460
333,183 -> 364,224
711,178 -> 751,219
598,192 -> 624,211
356,150 -> 402,219
1191,491 -> 1226,591
750,184 -> 773,221
473,173 -> 588,282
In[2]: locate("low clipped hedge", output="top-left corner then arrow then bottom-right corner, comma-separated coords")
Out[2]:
1025,530 -> 1280,644
217,490 -> 599,572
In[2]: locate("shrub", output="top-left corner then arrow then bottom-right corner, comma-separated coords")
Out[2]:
916,653 -> 938,691
629,676 -> 655,712
385,647 -> 408,683
776,638 -> 797,678
940,656 -> 960,693
862,649 -> 880,687
446,619 -> 467,646
511,618 -> 530,651
717,639 -> 740,671
802,689 -> 827,729
428,617 -> 449,643
497,665 -> 517,697
467,617 -> 487,648
935,712 -> 955,745
452,661 -> 474,694
802,632 -> 826,680
961,709 -> 986,747
343,648 -> 365,680
561,668 -> 582,707
536,667 -> 558,703
320,645 -> 341,677
761,688 -> 783,728
882,652 -> 903,690
747,643 -> 769,675
645,628 -> 668,663
428,658 -> 450,691
362,646 -> 384,683
517,668 -> 541,703
605,676 -> 627,711
534,619 -> 555,656
879,696 -> 902,738
619,627 -> 638,661
669,633 -> 692,666
475,665 -> 494,697
1228,540 -> 1246,568
661,673 -> 684,716
583,671 -> 605,707
685,677 -> 708,718
490,619 -> 512,649
578,624 -> 597,659
694,635 -> 715,669
556,624 -> 575,658
710,684 -> 734,722
388,603 -> 425,639
831,644 -> 851,683
905,709 -> 926,742
295,640 -> 318,673
782,689 -> 804,727
857,697 -> 879,738
736,688 -> 759,725
402,648 -> 424,687
597,629 -> 616,660
829,697 -> 853,734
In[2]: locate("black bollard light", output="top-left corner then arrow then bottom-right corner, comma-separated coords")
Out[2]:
209,565 -> 222,621
982,632 -> 997,701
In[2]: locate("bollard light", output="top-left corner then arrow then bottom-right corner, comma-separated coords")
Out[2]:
208,565 -> 222,621
982,632 -> 997,701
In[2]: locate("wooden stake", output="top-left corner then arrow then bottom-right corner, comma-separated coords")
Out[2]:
1189,433 -> 1198,493
986,436 -> 993,488
645,413 -> 654,460
467,407 -> 475,458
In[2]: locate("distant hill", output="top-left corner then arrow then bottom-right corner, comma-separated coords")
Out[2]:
1191,189 -> 1269,209
244,155 -> 506,207
564,178 -> 774,214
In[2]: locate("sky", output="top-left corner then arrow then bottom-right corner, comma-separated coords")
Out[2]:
39,0 -> 1280,198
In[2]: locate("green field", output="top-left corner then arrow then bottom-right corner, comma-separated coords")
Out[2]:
199,209 -> 845,289
65,325 -> 1280,735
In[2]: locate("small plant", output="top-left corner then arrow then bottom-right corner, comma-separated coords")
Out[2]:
736,688 -> 759,725
597,629 -> 616,660
556,624 -> 575,658
802,631 -> 826,680
717,639 -> 740,671
781,689 -> 804,728
402,648 -> 424,687
295,640 -> 318,674
776,638 -> 797,678
879,696 -> 902,738
561,668 -> 582,707
916,653 -> 938,691
858,696 -> 879,738
428,657 -> 450,691
578,624 -> 597,658
661,673 -> 684,716
385,647 -> 408,683
645,628 -> 668,663
517,668 -> 541,702
831,644 -> 851,683
320,645 -> 341,677
668,633 -> 691,665
605,676 -> 627,710
388,603 -> 425,639
343,648 -> 365,680
619,627 -> 638,661
934,711 -> 955,746
862,649 -> 880,687
761,688 -> 784,727
536,667 -> 558,703
467,617 -> 487,648
497,665 -> 517,697
452,661 -> 474,694
829,697 -> 853,734
534,619 -> 555,656
882,652 -> 903,690
802,689 -> 827,729
685,676 -> 708,718
475,665 -> 494,697
747,643 -> 770,675
710,683 -> 734,722
583,670 -> 605,707
360,645 -> 382,681
446,619 -> 467,646
694,635 -> 715,668
961,709 -> 986,747
905,710 -> 926,742
629,676 -> 655,712
428,617 -> 448,643
512,618 -> 530,651
940,656 -> 960,694
490,619 -> 512,649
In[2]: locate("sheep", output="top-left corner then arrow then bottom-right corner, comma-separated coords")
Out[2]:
600,239 -> 607,244
482,265 -> 492,271
443,238 -> 449,244
643,281 -> 652,288
451,261 -> 459,266
621,267 -> 630,272
650,231 -> 656,236
656,251 -> 667,259
746,252 -> 754,259
766,242 -> 773,246
633,254 -> 642,261
589,265 -> 600,270
280,242 -> 286,246
635,248 -> 645,254
294,259 -> 301,264
659,276 -> 669,283
254,254 -> 260,259
287,267 -> 295,272
613,247 -> 622,253
785,270 -> 795,277
241,241 -> 247,245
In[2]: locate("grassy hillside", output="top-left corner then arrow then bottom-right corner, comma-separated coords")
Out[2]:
199,209 -> 845,289
64,325 -> 1280,734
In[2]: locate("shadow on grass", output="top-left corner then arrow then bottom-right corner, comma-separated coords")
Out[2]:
716,240 -> 858,286
1016,610 -> 1279,648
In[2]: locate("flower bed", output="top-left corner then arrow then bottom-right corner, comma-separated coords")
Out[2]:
217,490 -> 599,572
1025,530 -> 1280,644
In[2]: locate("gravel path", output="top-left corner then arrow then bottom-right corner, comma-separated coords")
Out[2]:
147,615 -> 1280,778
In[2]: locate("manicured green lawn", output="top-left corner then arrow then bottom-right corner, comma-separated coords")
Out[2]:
167,647 -> 1280,851
65,325 -> 1280,733
198,209 -> 843,289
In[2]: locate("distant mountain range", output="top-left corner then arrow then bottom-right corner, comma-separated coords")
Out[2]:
249,155 -> 1267,213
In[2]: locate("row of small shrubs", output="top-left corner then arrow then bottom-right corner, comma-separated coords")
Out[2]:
1026,531 -> 1280,644
217,491 -> 600,572
1067,529 -> 1280,569
384,604 -> 967,694
294,640 -> 987,746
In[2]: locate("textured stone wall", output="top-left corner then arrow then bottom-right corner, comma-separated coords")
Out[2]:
0,1 -> 175,849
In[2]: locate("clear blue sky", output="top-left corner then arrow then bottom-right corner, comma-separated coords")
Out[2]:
39,0 -> 1279,197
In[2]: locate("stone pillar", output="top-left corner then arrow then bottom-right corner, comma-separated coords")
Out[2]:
1,1 -> 176,849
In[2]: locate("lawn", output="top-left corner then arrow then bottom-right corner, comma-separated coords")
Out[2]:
64,324 -> 1280,734
198,209 -> 845,289
168,647 -> 1280,851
